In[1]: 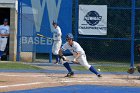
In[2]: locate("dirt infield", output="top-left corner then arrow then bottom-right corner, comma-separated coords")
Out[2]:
0,72 -> 140,92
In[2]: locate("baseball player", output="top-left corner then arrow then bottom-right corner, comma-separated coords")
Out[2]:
59,33 -> 102,77
52,21 -> 62,64
0,19 -> 10,61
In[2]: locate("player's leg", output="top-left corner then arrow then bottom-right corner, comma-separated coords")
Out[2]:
52,41 -> 60,64
0,51 -> 3,60
0,38 -> 7,60
55,40 -> 62,63
0,38 -> 1,60
62,60 -> 74,77
78,55 -> 102,77
55,55 -> 60,63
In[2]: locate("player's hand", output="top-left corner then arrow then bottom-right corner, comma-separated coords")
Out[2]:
61,56 -> 69,61
72,58 -> 79,64
73,58 -> 77,62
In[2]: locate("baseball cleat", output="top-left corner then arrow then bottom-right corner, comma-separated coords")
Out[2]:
65,72 -> 74,77
54,61 -> 61,64
97,74 -> 102,77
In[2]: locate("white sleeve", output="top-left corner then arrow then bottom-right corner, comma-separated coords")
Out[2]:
61,43 -> 68,51
0,26 -> 1,34
52,29 -> 57,33
75,43 -> 82,52
56,27 -> 61,35
7,26 -> 10,34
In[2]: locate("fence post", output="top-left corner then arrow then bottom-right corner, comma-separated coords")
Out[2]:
49,52 -> 52,63
75,0 -> 79,41
130,0 -> 136,68
16,0 -> 21,61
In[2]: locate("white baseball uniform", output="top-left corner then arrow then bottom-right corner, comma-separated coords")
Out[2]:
52,26 -> 62,55
0,25 -> 9,51
61,41 -> 91,69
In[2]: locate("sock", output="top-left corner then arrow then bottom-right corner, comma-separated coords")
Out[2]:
55,55 -> 60,62
63,62 -> 72,73
89,66 -> 99,75
0,51 -> 4,58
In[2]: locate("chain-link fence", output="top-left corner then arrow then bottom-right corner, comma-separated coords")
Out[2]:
17,0 -> 140,73
73,0 -> 140,73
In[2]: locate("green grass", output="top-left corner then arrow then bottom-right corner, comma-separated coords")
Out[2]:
0,62 -> 42,70
72,66 -> 129,72
0,80 -> 6,82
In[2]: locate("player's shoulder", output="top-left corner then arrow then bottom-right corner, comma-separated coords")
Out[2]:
62,42 -> 69,49
57,26 -> 61,32
63,42 -> 69,46
73,41 -> 80,45
73,41 -> 81,48
57,26 -> 60,28
5,24 -> 9,26
0,25 -> 9,27
0,25 -> 4,28
56,26 -> 61,30
6,25 -> 10,28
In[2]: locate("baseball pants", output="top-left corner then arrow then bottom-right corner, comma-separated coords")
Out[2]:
52,40 -> 62,55
0,37 -> 7,51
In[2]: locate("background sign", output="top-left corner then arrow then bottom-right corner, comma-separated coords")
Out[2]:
78,5 -> 107,35
19,0 -> 72,53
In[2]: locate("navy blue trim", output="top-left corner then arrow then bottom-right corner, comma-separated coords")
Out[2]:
130,0 -> 136,68
75,0 -> 79,41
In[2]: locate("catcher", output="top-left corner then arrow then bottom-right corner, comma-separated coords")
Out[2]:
59,33 -> 102,77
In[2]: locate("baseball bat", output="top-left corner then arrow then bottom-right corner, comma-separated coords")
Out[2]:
37,34 -> 52,39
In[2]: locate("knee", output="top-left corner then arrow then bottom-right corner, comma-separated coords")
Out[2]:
83,64 -> 91,70
52,51 -> 58,55
61,60 -> 68,64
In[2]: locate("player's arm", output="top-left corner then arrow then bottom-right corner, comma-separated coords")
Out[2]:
73,44 -> 82,62
59,48 -> 63,57
58,49 -> 67,61
73,52 -> 81,62
59,43 -> 68,61
1,28 -> 10,37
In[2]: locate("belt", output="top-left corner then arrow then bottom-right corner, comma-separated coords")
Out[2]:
53,40 -> 61,41
0,37 -> 7,38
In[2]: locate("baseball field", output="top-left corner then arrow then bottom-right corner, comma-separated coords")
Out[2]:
0,62 -> 140,93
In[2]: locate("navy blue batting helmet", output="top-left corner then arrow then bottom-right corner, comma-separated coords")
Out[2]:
52,21 -> 57,25
66,33 -> 74,40
4,18 -> 8,22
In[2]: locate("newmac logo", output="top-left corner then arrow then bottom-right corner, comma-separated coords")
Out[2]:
84,11 -> 102,26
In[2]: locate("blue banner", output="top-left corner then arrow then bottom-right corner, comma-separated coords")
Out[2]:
19,0 -> 72,53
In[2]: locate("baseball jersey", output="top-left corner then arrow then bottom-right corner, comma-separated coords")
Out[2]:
0,25 -> 10,37
62,41 -> 85,55
52,26 -> 62,41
